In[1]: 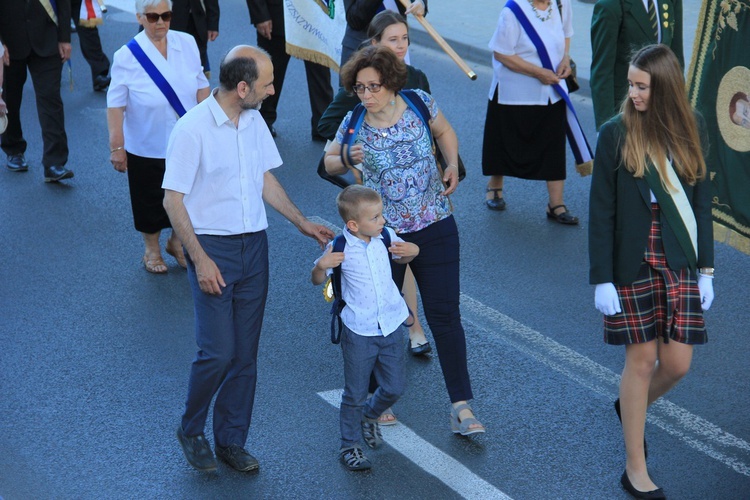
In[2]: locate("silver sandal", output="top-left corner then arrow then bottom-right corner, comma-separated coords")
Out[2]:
450,403 -> 486,436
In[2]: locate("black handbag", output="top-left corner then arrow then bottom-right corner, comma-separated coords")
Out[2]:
556,0 -> 579,93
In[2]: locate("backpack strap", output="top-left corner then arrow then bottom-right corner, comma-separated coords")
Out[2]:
381,227 -> 392,249
340,104 -> 367,170
329,234 -> 347,344
399,89 -> 433,143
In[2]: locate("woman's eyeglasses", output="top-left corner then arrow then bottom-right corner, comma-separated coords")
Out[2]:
352,83 -> 382,94
143,11 -> 172,23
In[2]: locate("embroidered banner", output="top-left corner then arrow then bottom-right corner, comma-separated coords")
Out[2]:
687,0 -> 750,254
283,0 -> 347,71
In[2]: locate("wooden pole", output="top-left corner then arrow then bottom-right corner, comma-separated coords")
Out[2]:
397,0 -> 477,80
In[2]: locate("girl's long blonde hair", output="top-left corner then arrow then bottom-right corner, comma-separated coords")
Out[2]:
621,45 -> 706,189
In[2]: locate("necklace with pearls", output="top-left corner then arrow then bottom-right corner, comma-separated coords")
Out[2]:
528,0 -> 552,21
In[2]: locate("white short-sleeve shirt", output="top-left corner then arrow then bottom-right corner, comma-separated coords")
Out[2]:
315,227 -> 409,337
107,30 -> 209,158
162,90 -> 283,235
488,0 -> 573,105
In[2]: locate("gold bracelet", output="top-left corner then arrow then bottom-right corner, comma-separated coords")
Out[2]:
110,146 -> 124,153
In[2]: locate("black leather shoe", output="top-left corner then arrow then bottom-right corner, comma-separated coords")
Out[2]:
6,154 -> 28,172
268,125 -> 277,138
93,74 -> 111,92
176,426 -> 217,471
485,188 -> 506,211
409,341 -> 432,356
546,204 -> 579,225
44,165 -> 74,183
615,399 -> 648,460
216,444 -> 260,472
621,470 -> 666,499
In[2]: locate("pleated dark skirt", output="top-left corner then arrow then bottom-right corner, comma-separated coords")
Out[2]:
604,205 -> 707,346
126,152 -> 172,234
481,92 -> 567,181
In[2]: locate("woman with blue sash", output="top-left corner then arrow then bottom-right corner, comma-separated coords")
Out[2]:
107,0 -> 209,274
481,0 -> 579,224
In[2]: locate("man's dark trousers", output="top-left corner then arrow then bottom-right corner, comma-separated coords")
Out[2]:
1,53 -> 69,167
181,232 -> 269,448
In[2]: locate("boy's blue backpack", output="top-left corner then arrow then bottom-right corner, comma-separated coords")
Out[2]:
329,229 -> 392,344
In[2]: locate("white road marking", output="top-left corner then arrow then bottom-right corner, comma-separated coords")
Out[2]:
311,216 -> 750,482
317,389 -> 512,500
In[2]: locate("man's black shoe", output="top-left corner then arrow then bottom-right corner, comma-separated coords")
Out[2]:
44,165 -> 74,182
176,426 -> 217,471
216,444 -> 260,472
7,154 -> 28,172
268,125 -> 277,138
93,75 -> 111,92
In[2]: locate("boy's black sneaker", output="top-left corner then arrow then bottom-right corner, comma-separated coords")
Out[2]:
216,444 -> 260,472
176,425 -> 217,471
340,446 -> 371,471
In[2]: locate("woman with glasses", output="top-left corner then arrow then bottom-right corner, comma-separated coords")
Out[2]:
107,0 -> 209,274
325,45 -> 485,437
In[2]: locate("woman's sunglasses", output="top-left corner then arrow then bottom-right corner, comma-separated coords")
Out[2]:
143,11 -> 172,23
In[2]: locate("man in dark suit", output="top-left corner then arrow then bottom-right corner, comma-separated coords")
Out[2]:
590,0 -> 683,130
0,0 -> 74,182
171,0 -> 220,77
246,0 -> 333,140
72,0 -> 111,92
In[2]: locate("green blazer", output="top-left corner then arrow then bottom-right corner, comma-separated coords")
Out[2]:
588,114 -> 713,285
590,0 -> 684,130
317,65 -> 431,140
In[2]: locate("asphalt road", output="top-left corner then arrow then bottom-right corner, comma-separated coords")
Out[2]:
1,1 -> 749,498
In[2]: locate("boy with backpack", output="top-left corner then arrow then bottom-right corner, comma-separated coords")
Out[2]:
311,185 -> 419,471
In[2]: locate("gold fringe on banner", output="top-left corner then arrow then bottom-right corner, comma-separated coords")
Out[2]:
285,43 -> 340,73
713,221 -> 750,254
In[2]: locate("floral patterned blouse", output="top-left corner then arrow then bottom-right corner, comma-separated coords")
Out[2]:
335,89 -> 452,234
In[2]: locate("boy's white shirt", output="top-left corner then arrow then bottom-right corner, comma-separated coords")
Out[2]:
315,227 -> 409,336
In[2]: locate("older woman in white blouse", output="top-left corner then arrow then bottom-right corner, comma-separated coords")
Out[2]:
107,0 -> 209,273
481,0 -> 578,225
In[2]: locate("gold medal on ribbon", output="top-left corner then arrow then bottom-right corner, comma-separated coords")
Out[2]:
323,277 -> 334,302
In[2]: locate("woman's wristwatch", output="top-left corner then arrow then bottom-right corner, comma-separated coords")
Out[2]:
698,267 -> 715,277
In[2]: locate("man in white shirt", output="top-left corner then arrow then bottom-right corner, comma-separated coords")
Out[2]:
163,44 -> 334,473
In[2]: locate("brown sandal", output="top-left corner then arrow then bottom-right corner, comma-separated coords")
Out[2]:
143,255 -> 168,274
166,243 -> 187,269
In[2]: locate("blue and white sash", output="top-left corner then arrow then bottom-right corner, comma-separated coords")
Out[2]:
505,0 -> 593,176
126,38 -> 187,117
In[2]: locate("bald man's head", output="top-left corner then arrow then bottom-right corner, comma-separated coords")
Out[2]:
219,45 -> 272,92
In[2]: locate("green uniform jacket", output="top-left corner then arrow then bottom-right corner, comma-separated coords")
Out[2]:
317,65 -> 430,141
588,113 -> 713,285
590,0 -> 684,130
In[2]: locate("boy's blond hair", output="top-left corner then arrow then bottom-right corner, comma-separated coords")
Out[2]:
337,185 -> 382,223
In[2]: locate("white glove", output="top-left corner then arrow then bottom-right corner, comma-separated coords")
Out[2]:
698,274 -> 714,311
595,283 -> 622,316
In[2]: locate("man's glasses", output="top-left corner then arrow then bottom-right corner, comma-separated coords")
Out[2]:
143,11 -> 172,23
352,83 -> 382,95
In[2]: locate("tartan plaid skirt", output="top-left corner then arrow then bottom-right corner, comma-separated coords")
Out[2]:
604,204 -> 707,345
